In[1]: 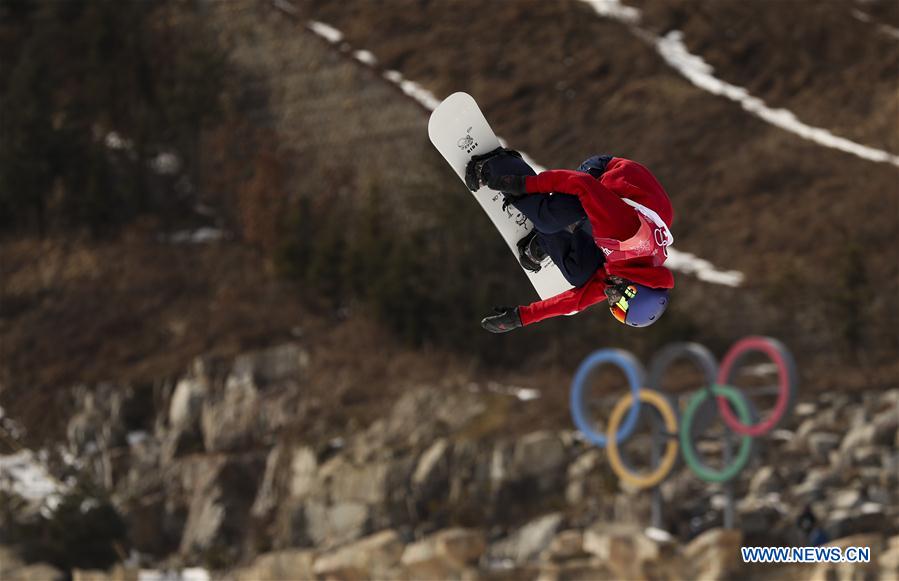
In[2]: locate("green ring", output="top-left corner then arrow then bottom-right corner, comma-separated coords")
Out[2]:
679,384 -> 753,483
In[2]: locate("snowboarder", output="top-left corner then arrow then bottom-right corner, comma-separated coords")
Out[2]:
466,150 -> 675,332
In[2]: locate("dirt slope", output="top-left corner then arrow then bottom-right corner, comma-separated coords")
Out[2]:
634,0 -> 899,151
297,0 -> 899,384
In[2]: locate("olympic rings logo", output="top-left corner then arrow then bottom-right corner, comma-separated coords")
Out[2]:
570,336 -> 798,489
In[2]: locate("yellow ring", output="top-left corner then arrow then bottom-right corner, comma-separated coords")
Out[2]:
606,389 -> 679,489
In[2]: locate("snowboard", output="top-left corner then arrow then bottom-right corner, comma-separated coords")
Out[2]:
427,92 -> 572,301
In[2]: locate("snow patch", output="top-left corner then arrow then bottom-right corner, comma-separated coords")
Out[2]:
486,382 -> 541,402
307,21 -> 343,44
580,1 -> 899,168
852,8 -> 899,39
645,526 -> 673,543
80,497 -> 101,513
0,450 -> 63,507
271,0 -> 298,16
128,431 -> 150,447
0,411 -> 25,444
383,70 -> 443,111
105,131 -> 133,151
664,248 -> 744,287
769,429 -> 794,442
353,50 -> 377,66
166,227 -> 224,244
655,31 -> 899,168
151,152 -> 180,175
580,0 -> 641,24
880,23 -> 899,40
852,9 -> 872,23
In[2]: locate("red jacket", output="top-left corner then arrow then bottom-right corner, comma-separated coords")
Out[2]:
518,158 -> 675,326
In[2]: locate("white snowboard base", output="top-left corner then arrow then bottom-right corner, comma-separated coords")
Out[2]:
427,92 -> 572,301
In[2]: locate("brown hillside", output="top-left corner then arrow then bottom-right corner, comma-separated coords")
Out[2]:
298,0 -> 899,384
634,0 -> 899,151
2,0 -> 898,434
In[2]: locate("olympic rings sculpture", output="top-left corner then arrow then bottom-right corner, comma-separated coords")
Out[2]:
570,336 -> 798,489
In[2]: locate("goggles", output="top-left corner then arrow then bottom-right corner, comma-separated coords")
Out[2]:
607,282 -> 638,324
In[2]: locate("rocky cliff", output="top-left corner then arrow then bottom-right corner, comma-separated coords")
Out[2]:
2,343 -> 897,578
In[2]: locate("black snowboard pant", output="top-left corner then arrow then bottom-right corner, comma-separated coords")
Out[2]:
485,154 -> 604,288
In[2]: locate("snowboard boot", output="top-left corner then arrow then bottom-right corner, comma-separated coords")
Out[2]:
517,230 -> 547,272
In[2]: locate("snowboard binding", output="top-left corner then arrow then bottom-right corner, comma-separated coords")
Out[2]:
465,147 -> 523,192
517,230 -> 548,272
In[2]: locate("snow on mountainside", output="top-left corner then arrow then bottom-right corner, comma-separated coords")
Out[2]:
581,0 -> 899,167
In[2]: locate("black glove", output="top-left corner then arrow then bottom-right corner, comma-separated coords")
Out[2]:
486,173 -> 527,194
465,148 -> 524,192
604,275 -> 634,304
481,306 -> 522,333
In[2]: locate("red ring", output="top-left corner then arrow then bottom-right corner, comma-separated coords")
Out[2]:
715,336 -> 794,436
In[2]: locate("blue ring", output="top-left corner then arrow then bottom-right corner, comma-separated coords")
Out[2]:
570,349 -> 644,448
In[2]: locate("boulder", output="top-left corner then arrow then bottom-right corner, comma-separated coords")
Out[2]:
289,446 -> 318,499
537,557 -> 616,581
793,467 -> 842,501
831,489 -> 863,510
794,418 -> 818,442
178,455 -> 264,561
881,453 -> 899,489
565,450 -> 600,505
510,431 -> 567,480
583,523 -> 668,578
324,456 -> 389,506
379,388 -> 486,449
567,450 -> 600,481
851,446 -> 883,467
825,503 -> 888,539
807,432 -> 841,460
748,465 -> 782,496
229,343 -> 309,387
72,569 -> 138,581
162,378 -> 207,462
66,407 -> 103,457
736,497 -> 785,537
807,534 -> 883,581
683,528 -> 744,580
304,500 -> 370,546
433,527 -> 487,566
313,529 -> 403,580
0,548 -> 65,581
169,377 -> 209,430
401,528 -> 486,578
233,549 -> 315,581
488,513 -> 564,564
872,408 -> 898,446
7,564 -> 67,581
201,378 -> 260,452
412,438 -> 450,490
876,389 -> 899,409
540,529 -> 586,562
251,444 -> 287,518
839,424 -> 876,454
880,535 -> 899,578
